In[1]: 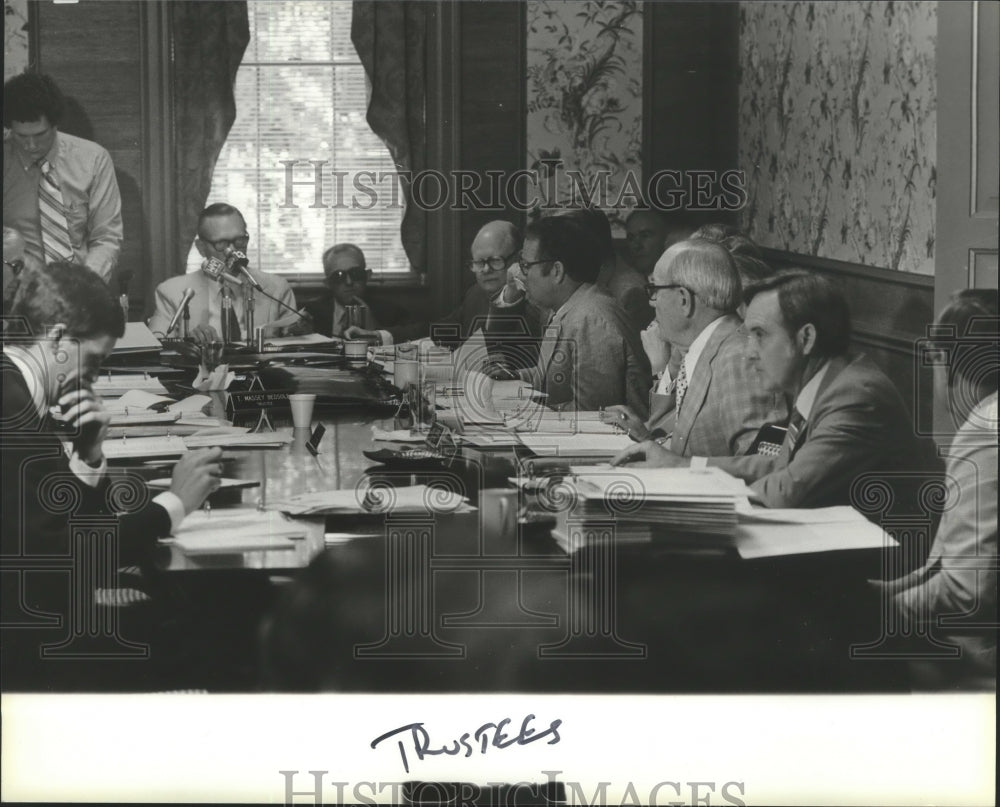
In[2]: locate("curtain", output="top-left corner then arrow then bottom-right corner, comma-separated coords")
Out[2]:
351,1 -> 427,273
169,1 -> 250,280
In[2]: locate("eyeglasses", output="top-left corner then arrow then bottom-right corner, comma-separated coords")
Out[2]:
326,266 -> 368,285
3,259 -> 25,275
517,255 -> 555,272
645,283 -> 690,300
467,254 -> 515,273
200,235 -> 250,253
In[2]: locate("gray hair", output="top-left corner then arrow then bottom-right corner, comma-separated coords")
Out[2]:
660,239 -> 741,313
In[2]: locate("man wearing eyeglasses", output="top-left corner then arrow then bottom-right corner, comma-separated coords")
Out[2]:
603,239 -> 786,454
148,203 -> 300,345
346,220 -> 542,368
303,243 -> 404,338
3,226 -> 42,317
514,215 -> 651,414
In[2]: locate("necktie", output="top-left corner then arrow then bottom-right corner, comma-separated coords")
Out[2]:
674,360 -> 689,415
227,305 -> 243,343
38,160 -> 74,264
784,409 -> 806,460
333,306 -> 346,337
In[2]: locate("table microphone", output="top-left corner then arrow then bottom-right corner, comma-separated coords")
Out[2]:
225,248 -> 263,291
165,287 -> 196,336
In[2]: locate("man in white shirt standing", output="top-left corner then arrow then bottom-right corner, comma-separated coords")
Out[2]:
604,239 -> 785,454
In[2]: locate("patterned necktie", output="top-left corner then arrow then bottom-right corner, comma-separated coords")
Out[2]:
674,360 -> 690,415
783,409 -> 806,460
38,160 -> 74,263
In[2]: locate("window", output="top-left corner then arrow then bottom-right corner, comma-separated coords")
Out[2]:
193,0 -> 410,277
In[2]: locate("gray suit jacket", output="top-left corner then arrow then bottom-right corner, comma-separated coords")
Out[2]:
519,283 -> 652,418
148,268 -> 298,337
710,354 -> 938,508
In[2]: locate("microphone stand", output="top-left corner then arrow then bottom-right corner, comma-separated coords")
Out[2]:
181,303 -> 190,340
244,281 -> 256,343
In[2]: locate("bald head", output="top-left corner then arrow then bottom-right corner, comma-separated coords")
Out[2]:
469,220 -> 521,296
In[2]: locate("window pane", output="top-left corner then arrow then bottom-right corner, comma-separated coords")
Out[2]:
198,0 -> 409,276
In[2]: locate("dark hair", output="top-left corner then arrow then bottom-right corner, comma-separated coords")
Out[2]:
558,207 -> 614,263
524,216 -> 601,283
10,261 -> 125,339
3,72 -> 66,127
196,203 -> 245,238
322,243 -> 366,274
934,288 -> 999,394
744,270 -> 851,358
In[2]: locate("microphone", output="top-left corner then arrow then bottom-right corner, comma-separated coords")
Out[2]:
202,257 -> 243,288
225,248 -> 263,291
165,287 -> 196,336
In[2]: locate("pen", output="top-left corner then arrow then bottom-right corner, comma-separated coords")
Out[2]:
202,499 -> 211,518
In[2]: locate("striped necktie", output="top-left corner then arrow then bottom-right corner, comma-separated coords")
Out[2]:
38,160 -> 74,264
783,409 -> 806,460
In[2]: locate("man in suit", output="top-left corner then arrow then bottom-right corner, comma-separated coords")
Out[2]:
148,203 -> 301,344
515,215 -> 651,416
1,261 -> 222,688
302,243 -> 404,338
605,239 -> 786,454
346,220 -> 543,369
613,271 -> 936,509
876,289 -> 997,690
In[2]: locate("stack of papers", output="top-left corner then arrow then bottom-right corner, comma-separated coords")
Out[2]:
94,374 -> 169,396
102,435 -> 188,459
268,484 -> 470,516
519,433 -> 633,457
111,322 -> 162,354
508,410 -> 621,434
564,467 -> 756,547
733,505 -> 895,559
167,508 -> 308,554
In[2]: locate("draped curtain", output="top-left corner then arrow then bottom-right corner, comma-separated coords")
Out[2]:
351,1 -> 427,273
169,1 -> 249,280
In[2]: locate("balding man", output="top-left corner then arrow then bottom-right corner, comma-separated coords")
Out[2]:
606,239 -> 786,453
348,220 -> 543,369
3,226 -> 42,316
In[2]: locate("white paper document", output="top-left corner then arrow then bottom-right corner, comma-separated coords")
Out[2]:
167,508 -> 309,553
572,466 -> 757,499
269,484 -> 470,516
183,431 -> 292,449
112,322 -> 162,353
518,432 -> 633,456
102,435 -> 188,459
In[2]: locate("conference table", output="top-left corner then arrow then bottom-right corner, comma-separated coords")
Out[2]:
112,386 -> 909,695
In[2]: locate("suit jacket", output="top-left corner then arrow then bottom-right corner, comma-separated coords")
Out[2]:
389,284 -> 544,369
148,268 -> 298,338
304,294 -> 407,338
885,392 -> 997,687
670,315 -> 788,457
709,354 -> 939,508
519,283 -> 652,417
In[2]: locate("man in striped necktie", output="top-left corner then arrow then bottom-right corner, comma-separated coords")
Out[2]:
3,72 -> 123,283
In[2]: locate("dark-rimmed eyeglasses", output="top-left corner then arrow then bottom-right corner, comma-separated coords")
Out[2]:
200,235 -> 250,253
467,254 -> 515,273
517,255 -> 555,272
645,282 -> 689,300
3,259 -> 25,275
326,266 -> 368,285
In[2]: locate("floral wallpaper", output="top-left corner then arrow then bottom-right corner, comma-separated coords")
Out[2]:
738,1 -> 937,275
4,0 -> 30,81
526,0 -> 643,234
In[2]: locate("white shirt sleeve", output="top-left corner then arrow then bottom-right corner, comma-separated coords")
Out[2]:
68,450 -> 107,488
152,492 -> 186,534
377,329 -> 393,346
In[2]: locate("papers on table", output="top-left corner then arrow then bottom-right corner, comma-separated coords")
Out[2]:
167,508 -> 308,554
102,435 -> 188,459
734,506 -> 896,559
371,426 -> 426,443
93,374 -> 168,396
183,431 -> 292,449
108,411 -> 181,427
147,477 -> 259,491
168,394 -> 212,414
112,322 -> 162,354
518,432 -> 633,456
509,410 -> 622,434
263,333 -> 340,347
104,389 -> 173,413
269,484 -> 471,516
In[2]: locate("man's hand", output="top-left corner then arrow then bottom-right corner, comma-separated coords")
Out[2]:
610,439 -> 688,468
58,388 -> 110,465
344,326 -> 380,343
283,309 -> 314,337
170,447 -> 225,514
189,324 -> 221,347
600,405 -> 649,440
499,265 -> 526,305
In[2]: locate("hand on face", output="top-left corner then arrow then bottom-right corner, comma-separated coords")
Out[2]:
57,387 -> 110,464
